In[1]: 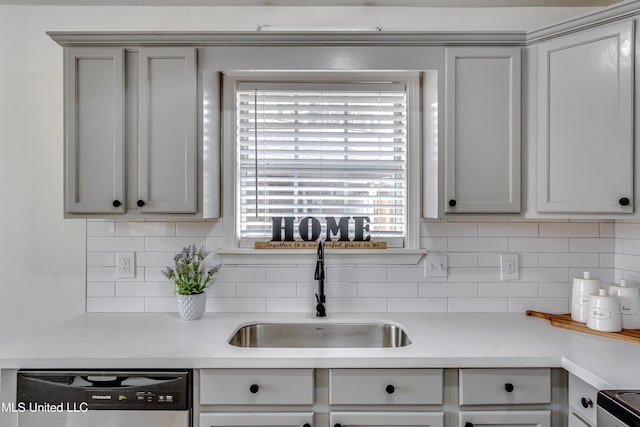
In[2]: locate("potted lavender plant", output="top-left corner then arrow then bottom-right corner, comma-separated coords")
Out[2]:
163,244 -> 221,320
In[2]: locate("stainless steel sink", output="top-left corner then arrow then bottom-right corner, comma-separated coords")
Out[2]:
228,322 -> 412,348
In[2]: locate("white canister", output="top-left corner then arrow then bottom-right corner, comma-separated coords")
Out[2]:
571,272 -> 602,323
608,279 -> 640,330
587,289 -> 622,332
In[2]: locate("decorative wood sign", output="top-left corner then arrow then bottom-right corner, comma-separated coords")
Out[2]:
255,216 -> 387,250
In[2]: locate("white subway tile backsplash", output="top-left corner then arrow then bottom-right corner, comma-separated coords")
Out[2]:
478,222 -> 539,237
479,282 -> 539,298
176,221 -> 222,237
357,282 -> 418,298
569,238 -> 615,253
419,282 -> 478,298
83,219 -> 623,314
116,222 -> 175,237
145,237 -> 205,252
539,253 -> 600,268
540,222 -> 600,237
509,238 -> 568,253
237,282 -> 297,298
422,221 -> 478,237
448,237 -> 508,253
87,237 -> 145,252
539,282 -> 572,298
87,221 -> 115,236
115,282 -> 175,297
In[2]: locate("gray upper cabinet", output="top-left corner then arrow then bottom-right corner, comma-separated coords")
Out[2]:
138,47 -> 197,214
63,46 -> 198,217
535,20 -> 634,214
64,48 -> 125,214
444,46 -> 521,214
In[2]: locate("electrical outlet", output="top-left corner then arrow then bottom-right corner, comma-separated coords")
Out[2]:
500,253 -> 519,281
425,254 -> 448,278
117,252 -> 135,279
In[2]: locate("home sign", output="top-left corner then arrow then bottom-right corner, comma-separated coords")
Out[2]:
254,216 -> 387,249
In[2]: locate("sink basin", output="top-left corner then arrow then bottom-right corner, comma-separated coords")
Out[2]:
228,322 -> 412,348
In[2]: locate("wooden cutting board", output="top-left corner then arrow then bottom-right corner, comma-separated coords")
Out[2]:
526,310 -> 640,344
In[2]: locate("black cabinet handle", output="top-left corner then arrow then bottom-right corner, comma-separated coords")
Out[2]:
112,200 -> 121,208
581,397 -> 593,408
449,199 -> 457,207
334,424 -> 342,427
619,197 -> 630,206
465,422 -> 474,427
303,424 -> 311,427
137,200 -> 146,207
249,384 -> 259,394
385,384 -> 395,394
504,383 -> 514,393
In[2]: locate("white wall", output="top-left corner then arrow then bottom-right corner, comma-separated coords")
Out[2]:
0,4 -> 605,340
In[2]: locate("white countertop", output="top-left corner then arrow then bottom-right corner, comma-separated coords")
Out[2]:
0,312 -> 638,389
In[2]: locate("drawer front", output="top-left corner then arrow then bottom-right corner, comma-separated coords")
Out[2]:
330,411 -> 444,427
459,368 -> 551,405
569,412 -> 592,427
200,369 -> 314,405
200,412 -> 314,427
459,410 -> 551,427
329,368 -> 443,405
568,374 -> 597,426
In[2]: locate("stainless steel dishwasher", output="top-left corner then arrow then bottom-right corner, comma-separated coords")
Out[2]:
16,370 -> 191,427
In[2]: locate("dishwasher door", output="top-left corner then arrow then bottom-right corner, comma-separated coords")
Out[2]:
16,370 -> 191,427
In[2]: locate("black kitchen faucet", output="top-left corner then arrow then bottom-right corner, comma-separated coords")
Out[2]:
314,239 -> 327,317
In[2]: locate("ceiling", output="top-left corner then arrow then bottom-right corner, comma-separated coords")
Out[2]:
0,0 -> 625,6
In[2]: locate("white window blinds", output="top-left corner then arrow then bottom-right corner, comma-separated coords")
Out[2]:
236,81 -> 407,246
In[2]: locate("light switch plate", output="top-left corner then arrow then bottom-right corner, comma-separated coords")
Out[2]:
425,254 -> 448,278
500,253 -> 519,281
117,252 -> 135,279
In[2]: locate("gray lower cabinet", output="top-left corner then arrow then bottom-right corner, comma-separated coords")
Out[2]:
329,411 -> 444,427
63,46 -> 197,216
458,369 -> 552,427
200,412 -> 315,427
458,410 -> 551,427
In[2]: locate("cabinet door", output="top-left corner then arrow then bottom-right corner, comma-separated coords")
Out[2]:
138,47 -> 197,213
459,410 -> 550,427
445,47 -> 521,213
330,411 -> 444,427
536,21 -> 634,213
200,412 -> 314,427
65,48 -> 125,214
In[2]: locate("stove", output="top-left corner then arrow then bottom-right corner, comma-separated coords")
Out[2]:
598,390 -> 640,427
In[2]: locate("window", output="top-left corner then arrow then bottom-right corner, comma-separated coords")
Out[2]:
222,72 -> 421,250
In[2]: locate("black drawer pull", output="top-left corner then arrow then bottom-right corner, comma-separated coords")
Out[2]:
581,397 -> 593,408
334,424 -> 342,427
449,199 -> 457,207
619,197 -> 630,206
112,200 -> 121,207
504,383 -> 514,393
303,424 -> 311,427
465,422 -> 474,427
385,384 -> 395,394
249,384 -> 259,394
137,199 -> 146,207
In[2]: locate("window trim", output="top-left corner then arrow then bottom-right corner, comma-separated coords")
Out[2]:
219,71 -> 423,260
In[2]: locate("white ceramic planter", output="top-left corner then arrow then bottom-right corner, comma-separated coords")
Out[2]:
176,292 -> 207,321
